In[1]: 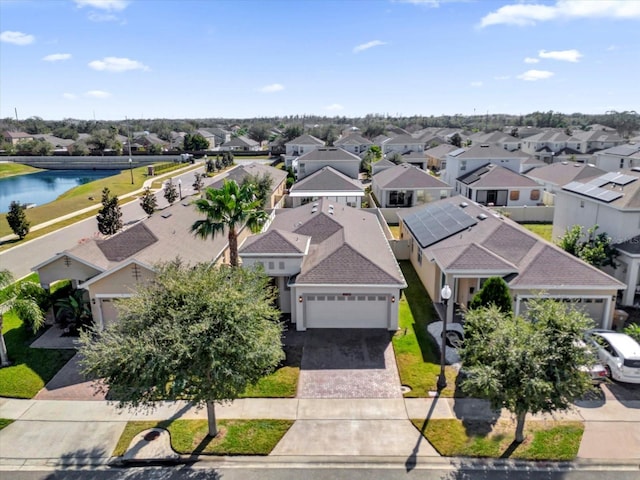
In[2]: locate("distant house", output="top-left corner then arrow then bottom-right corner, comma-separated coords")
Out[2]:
371,158 -> 396,176
2,131 -> 33,145
334,133 -> 373,156
208,162 -> 287,209
296,147 -> 361,180
552,169 -> 640,306
239,200 -> 406,330
591,144 -> 640,172
220,135 -> 260,152
397,150 -> 427,170
285,134 -> 324,157
32,134 -> 75,153
468,131 -> 521,151
424,144 -> 459,171
381,134 -> 425,156
456,163 -> 542,207
443,143 -> 533,187
525,161 -> 606,205
288,166 -> 364,208
372,163 -> 452,208
400,196 -> 624,328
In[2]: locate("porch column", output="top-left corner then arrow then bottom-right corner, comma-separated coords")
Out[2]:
444,273 -> 455,324
603,295 -> 614,330
622,260 -> 639,306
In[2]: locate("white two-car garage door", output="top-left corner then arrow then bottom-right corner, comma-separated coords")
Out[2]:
305,294 -> 389,328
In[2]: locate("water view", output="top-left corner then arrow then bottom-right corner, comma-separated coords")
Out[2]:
0,169 -> 120,213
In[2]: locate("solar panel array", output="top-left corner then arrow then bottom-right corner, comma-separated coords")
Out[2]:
403,202 -> 477,248
562,181 -> 623,203
587,172 -> 638,187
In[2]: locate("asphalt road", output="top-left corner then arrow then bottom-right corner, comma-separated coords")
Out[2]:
6,464 -> 640,480
0,169 -> 201,279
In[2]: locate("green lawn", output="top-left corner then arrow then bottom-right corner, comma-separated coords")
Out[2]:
240,345 -> 301,398
521,223 -> 553,242
0,418 -> 14,430
413,418 -> 583,460
393,261 -> 458,397
0,163 -> 42,179
113,419 -> 293,457
0,311 -> 76,398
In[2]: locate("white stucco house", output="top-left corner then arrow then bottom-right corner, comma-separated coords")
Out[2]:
456,163 -> 543,207
334,133 -> 373,156
296,147 -> 361,180
552,169 -> 640,306
400,196 -> 625,329
288,166 -> 364,208
239,200 -> 406,330
372,163 -> 452,208
591,144 -> 640,172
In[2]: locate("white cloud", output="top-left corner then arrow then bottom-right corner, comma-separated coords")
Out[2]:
480,0 -> 640,28
524,57 -> 539,64
88,12 -> 118,22
470,81 -> 483,87
353,40 -> 387,53
88,57 -> 149,72
517,69 -> 555,81
74,0 -> 128,10
43,53 -> 72,62
63,93 -> 78,100
538,49 -> 583,62
494,75 -> 511,80
0,30 -> 35,45
85,90 -> 111,98
325,103 -> 344,111
606,45 -> 618,51
259,83 -> 284,93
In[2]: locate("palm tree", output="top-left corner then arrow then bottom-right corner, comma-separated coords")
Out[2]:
191,180 -> 268,267
0,269 -> 46,367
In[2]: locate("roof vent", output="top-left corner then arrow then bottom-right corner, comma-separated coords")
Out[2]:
480,144 -> 490,148
477,213 -> 488,221
161,212 -> 172,219
459,202 -> 469,208
312,203 -> 319,207
311,206 -> 318,213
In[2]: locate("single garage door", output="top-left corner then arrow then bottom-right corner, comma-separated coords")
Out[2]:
305,294 -> 389,328
99,298 -> 119,329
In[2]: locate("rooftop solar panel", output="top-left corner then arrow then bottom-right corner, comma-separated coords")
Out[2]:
403,202 -> 477,248
562,182 -> 623,203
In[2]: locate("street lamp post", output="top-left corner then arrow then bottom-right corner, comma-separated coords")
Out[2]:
178,178 -> 182,200
437,284 -> 452,391
128,158 -> 134,185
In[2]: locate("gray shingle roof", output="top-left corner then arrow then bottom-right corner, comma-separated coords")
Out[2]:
334,133 -> 372,146
265,200 -> 405,286
290,166 -> 364,193
404,196 -> 623,291
240,229 -> 310,255
459,164 -> 539,188
559,168 -> 640,210
525,162 -> 606,186
208,163 -> 287,191
373,163 -> 451,190
297,147 -> 361,162
287,134 -> 324,146
455,143 -> 531,159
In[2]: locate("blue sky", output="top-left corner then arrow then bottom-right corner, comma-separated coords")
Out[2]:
1,0 -> 639,120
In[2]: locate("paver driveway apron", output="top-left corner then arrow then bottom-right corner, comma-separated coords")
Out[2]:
297,329 -> 402,398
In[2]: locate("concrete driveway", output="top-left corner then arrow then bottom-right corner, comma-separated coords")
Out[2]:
297,329 -> 402,399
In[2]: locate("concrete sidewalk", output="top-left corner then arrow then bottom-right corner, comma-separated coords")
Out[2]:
1,396 -> 639,466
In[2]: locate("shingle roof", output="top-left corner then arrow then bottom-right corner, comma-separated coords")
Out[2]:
384,134 -> 422,145
96,223 -> 158,262
263,200 -> 405,286
287,134 -> 324,146
459,164 -> 539,188
221,135 -> 259,148
425,144 -> 459,159
334,133 -> 372,146
454,143 -> 531,159
208,162 -> 287,191
526,162 -> 606,186
403,196 -> 624,291
444,243 -> 518,272
290,166 -> 364,193
373,163 -> 451,190
614,234 -> 640,254
559,168 -> 640,210
297,147 -> 361,162
240,229 -> 310,255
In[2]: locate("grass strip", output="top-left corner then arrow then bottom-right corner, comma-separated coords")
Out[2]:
521,223 -> 553,242
0,418 -> 14,430
413,418 -> 583,460
0,163 -> 42,179
113,419 -> 293,457
393,261 -> 457,397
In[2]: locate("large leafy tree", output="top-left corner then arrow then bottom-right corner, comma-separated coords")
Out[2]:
183,133 -> 209,151
87,128 -> 122,155
6,200 -> 30,239
460,298 -> 595,443
247,123 -> 270,145
0,270 -> 47,366
557,224 -> 618,268
78,261 -> 284,437
469,277 -> 512,313
191,180 -> 268,267
96,187 -> 123,236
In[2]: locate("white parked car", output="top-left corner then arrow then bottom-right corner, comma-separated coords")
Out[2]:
584,329 -> 640,384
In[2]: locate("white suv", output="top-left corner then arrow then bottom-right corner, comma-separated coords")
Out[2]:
584,329 -> 640,384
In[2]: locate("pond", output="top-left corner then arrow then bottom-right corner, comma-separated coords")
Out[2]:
0,169 -> 120,213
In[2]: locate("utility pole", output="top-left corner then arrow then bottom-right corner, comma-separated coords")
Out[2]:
126,117 -> 134,184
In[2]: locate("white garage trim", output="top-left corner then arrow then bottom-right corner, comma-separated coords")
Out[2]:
93,293 -> 133,330
304,293 -> 391,329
